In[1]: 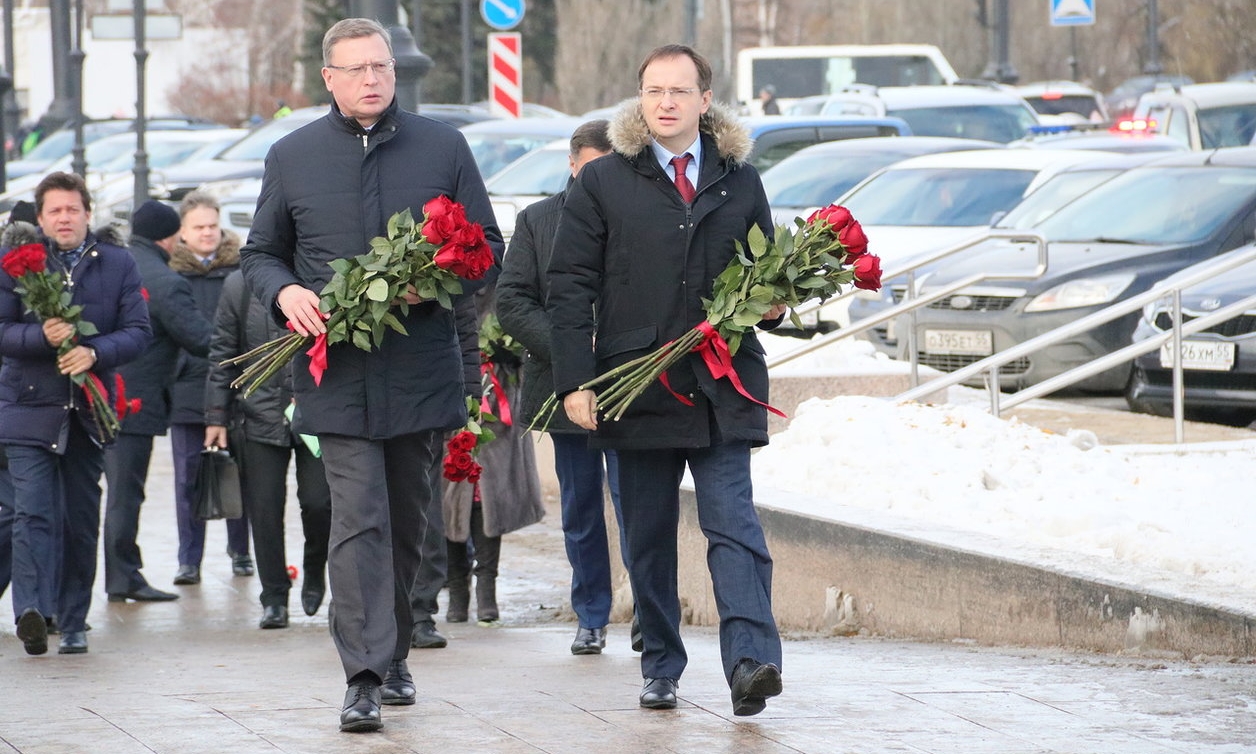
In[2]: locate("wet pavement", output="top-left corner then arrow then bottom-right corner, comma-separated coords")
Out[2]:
3,437 -> 1256,753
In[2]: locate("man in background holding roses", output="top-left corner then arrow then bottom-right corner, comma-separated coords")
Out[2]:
0,172 -> 150,656
547,45 -> 785,716
239,18 -> 502,734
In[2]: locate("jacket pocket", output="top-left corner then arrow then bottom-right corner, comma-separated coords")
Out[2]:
596,324 -> 657,360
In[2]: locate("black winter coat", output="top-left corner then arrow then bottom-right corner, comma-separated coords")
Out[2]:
239,100 -> 503,440
548,101 -> 776,450
496,189 -> 583,434
116,236 -> 213,436
204,270 -> 295,447
0,232 -> 151,449
168,233 -> 240,425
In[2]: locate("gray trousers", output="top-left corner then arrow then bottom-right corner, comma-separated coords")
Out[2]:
408,446 -> 447,624
320,431 -> 441,683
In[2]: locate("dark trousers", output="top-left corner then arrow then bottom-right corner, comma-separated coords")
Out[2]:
321,431 -> 441,684
170,422 -> 250,567
234,434 -> 331,608
551,433 -> 624,629
8,420 -> 103,633
0,466 -> 14,599
616,441 -> 782,685
103,433 -> 156,594
407,445 -> 448,625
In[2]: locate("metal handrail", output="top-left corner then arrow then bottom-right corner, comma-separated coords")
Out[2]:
769,230 -> 1049,388
892,245 -> 1256,442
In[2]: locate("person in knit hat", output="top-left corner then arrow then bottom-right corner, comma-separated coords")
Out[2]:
101,200 -> 213,604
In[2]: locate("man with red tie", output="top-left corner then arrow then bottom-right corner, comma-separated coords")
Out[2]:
546,44 -> 786,717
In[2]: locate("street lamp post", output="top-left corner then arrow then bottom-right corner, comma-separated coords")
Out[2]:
69,0 -> 85,177
1144,0 -> 1164,75
0,67 -> 10,192
980,0 -> 1019,84
133,0 -> 150,214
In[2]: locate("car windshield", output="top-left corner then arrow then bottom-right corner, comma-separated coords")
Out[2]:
994,169 -> 1124,229
485,148 -> 571,196
465,133 -> 569,180
763,152 -> 903,207
842,167 -> 1037,226
891,105 -> 1038,143
1026,95 -> 1102,118
1197,103 -> 1256,148
217,117 -> 314,161
1035,166 -> 1256,244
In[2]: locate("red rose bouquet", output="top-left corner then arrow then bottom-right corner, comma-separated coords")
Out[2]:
442,396 -> 497,483
533,204 -> 882,427
224,196 -> 496,396
0,242 -> 139,442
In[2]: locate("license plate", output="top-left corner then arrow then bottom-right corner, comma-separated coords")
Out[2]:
924,329 -> 993,356
1158,341 -> 1236,371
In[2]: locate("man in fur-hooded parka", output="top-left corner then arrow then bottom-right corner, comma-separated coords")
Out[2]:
547,97 -> 777,450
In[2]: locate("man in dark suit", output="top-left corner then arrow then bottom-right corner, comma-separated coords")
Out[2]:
102,200 -> 213,603
547,45 -> 785,716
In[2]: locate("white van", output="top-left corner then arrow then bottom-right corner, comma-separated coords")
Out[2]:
736,44 -> 959,115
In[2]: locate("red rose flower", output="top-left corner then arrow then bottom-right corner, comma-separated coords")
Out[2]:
838,220 -> 869,261
852,254 -> 882,291
434,224 -> 493,280
420,195 -> 468,246
807,204 -> 854,230
1,243 -> 48,279
443,450 -> 481,482
448,430 -> 477,453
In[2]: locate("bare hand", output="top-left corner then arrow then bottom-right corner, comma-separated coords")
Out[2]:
563,389 -> 598,431
43,317 -> 75,349
205,425 -> 229,449
395,284 -> 423,305
57,344 -> 95,377
762,302 -> 787,321
277,284 -> 325,336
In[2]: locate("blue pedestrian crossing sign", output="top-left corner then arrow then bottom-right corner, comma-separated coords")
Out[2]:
1050,0 -> 1095,26
481,0 -> 526,31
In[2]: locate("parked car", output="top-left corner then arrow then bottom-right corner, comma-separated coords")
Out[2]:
738,114 -> 911,172
853,151 -> 1174,354
790,83 -> 1041,143
1009,123 -> 1188,153
1125,246 -> 1256,426
901,148 -> 1256,392
5,115 -> 220,180
1010,80 -> 1108,123
1104,74 -> 1194,120
761,135 -> 1001,227
1132,81 -> 1256,150
459,117 -> 583,181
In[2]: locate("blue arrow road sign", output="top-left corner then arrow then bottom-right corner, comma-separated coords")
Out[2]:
482,0 -> 526,31
1050,0 -> 1095,27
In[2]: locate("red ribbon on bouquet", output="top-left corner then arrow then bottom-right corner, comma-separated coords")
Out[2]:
287,322 -> 329,386
480,362 -> 513,426
658,322 -> 785,418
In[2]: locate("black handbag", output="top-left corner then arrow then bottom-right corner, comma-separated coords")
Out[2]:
195,447 -> 243,520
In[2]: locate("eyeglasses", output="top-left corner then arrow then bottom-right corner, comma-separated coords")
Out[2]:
326,58 -> 396,78
640,87 -> 700,100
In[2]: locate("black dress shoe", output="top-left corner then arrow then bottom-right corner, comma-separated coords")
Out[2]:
16,607 -> 47,655
730,658 -> 783,717
173,565 -> 200,585
108,584 -> 179,602
57,630 -> 88,654
231,554 -> 254,577
259,605 -> 289,629
639,677 -> 678,709
410,620 -> 447,649
570,626 -> 607,655
380,659 -> 416,706
339,681 -> 383,732
301,570 -> 325,616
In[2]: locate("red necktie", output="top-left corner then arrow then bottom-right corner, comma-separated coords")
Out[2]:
670,154 -> 696,203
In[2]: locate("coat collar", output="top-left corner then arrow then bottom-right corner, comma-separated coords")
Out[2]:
607,99 -> 752,166
328,98 -> 400,136
169,231 -> 241,275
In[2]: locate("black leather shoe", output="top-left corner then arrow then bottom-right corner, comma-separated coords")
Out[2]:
173,565 -> 200,585
231,554 -> 254,577
410,620 -> 447,649
380,659 -> 416,706
259,605 -> 289,629
339,681 -> 383,732
16,607 -> 47,655
301,570 -> 325,616
730,658 -> 782,717
570,626 -> 607,655
639,677 -> 678,709
630,613 -> 644,653
57,630 -> 88,654
107,585 -> 179,602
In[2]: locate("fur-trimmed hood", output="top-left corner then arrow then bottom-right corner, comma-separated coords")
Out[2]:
608,99 -> 753,165
169,230 -> 241,275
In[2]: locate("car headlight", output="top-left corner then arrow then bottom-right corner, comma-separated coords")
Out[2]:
1024,273 -> 1135,312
